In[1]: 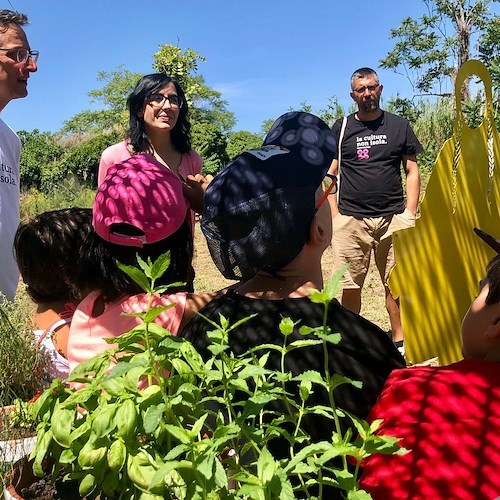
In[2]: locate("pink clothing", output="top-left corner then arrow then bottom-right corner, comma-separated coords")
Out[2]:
98,141 -> 202,185
98,141 -> 202,233
359,359 -> 500,500
66,291 -> 187,373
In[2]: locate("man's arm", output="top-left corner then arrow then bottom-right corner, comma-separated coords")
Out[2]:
402,154 -> 420,215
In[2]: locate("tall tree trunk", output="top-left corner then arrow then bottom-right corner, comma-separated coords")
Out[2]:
448,0 -> 472,99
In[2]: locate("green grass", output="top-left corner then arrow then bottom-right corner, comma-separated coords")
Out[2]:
0,287 -> 48,407
20,182 -> 94,221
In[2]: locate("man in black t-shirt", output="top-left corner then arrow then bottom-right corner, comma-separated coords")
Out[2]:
329,67 -> 423,355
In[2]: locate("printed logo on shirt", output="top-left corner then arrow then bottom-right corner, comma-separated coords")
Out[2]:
0,161 -> 16,186
246,145 -> 289,160
356,133 -> 388,160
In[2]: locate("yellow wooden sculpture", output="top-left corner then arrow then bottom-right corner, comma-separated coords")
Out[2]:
390,60 -> 500,366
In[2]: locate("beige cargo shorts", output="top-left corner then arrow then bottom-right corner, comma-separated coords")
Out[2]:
332,208 -> 416,288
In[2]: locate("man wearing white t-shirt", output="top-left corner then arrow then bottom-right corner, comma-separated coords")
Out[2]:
0,10 -> 37,300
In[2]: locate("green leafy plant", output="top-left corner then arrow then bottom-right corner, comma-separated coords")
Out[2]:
7,399 -> 37,432
31,253 -> 402,499
20,184 -> 95,221
0,293 -> 49,407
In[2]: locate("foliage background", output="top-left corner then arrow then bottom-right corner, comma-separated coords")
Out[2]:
13,1 -> 500,189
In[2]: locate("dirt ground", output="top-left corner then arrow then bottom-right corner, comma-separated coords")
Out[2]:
192,223 -> 390,332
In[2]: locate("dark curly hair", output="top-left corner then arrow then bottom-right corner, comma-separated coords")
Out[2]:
14,208 -> 93,303
127,73 -> 192,155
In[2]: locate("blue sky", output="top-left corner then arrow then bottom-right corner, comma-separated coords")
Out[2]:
2,0 -> 499,134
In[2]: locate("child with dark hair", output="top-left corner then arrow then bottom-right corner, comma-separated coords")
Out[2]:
67,154 -> 214,373
13,207 -> 93,379
180,112 -> 405,457
358,227 -> 500,499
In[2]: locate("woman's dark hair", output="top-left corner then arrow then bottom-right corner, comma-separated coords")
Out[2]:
14,208 -> 93,303
127,73 -> 191,155
76,220 -> 193,303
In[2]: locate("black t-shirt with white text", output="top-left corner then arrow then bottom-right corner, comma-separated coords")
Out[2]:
331,111 -> 423,217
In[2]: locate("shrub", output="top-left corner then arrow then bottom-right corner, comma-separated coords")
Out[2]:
18,130 -> 64,190
0,290 -> 48,406
54,131 -> 121,189
20,183 -> 95,221
191,122 -> 229,176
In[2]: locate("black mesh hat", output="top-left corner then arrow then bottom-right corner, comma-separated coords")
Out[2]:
202,111 -> 337,280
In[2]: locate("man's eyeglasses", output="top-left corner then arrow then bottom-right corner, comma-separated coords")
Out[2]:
148,93 -> 183,109
352,84 -> 379,94
0,48 -> 39,64
316,174 -> 338,210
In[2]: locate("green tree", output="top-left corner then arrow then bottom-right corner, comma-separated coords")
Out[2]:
318,96 -> 348,126
191,122 -> 229,175
260,119 -> 275,138
385,95 -> 422,123
153,45 -> 235,132
18,130 -> 64,189
226,131 -> 262,160
381,0 -> 499,99
54,131 -> 121,189
479,14 -> 500,112
61,67 -> 142,135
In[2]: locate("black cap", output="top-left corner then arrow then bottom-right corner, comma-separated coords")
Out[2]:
201,111 -> 337,280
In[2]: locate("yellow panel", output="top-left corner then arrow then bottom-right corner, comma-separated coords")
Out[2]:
389,60 -> 500,366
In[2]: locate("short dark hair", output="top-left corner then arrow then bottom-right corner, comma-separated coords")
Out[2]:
486,254 -> 500,305
127,73 -> 192,155
0,10 -> 28,33
76,220 -> 193,303
350,67 -> 379,90
14,208 -> 93,303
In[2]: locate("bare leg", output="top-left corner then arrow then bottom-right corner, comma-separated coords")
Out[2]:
385,286 -> 403,342
342,288 -> 362,315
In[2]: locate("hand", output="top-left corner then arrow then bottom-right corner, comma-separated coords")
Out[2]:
183,174 -> 214,214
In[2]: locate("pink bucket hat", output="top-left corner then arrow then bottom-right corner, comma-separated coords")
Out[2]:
93,154 -> 187,248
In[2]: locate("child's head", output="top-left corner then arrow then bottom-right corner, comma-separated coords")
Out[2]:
77,154 -> 192,302
201,111 -> 336,280
14,208 -> 93,303
461,229 -> 500,360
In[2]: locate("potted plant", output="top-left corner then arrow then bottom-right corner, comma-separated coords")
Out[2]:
0,399 -> 38,465
21,254 -> 401,499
